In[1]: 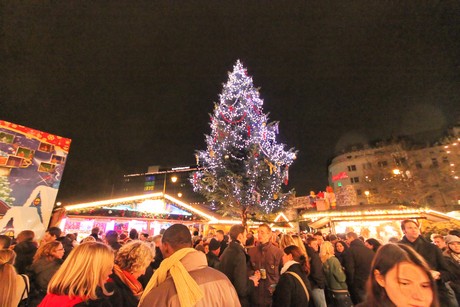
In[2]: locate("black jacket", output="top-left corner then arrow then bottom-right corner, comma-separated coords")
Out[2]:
219,241 -> 254,307
305,244 -> 326,289
272,263 -> 311,307
206,251 -> 221,270
107,272 -> 139,307
343,239 -> 374,294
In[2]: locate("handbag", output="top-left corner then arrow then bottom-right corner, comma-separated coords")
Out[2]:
18,274 -> 29,307
285,271 -> 310,302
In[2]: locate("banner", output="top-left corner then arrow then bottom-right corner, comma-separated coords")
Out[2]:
0,120 -> 71,239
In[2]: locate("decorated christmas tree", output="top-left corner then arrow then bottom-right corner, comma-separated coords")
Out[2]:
0,175 -> 15,206
192,60 -> 297,226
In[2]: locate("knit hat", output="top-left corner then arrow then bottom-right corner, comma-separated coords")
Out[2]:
445,235 -> 460,244
209,238 -> 220,251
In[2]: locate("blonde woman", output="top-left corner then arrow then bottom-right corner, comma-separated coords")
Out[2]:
279,234 -> 296,250
108,241 -> 154,306
291,234 -> 308,256
0,250 -> 30,307
319,241 -> 352,306
39,242 -> 114,306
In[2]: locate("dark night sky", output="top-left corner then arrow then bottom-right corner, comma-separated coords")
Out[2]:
2,1 -> 459,204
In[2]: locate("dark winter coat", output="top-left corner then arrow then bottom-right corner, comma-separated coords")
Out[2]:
443,250 -> 460,305
106,272 -> 139,307
219,241 -> 255,307
247,242 -> 284,306
29,258 -> 63,291
206,251 -> 221,270
305,244 -> 326,289
272,263 -> 311,307
343,239 -> 374,304
13,241 -> 38,274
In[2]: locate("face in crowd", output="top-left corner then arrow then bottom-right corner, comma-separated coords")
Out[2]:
402,221 -> 420,242
257,226 -> 271,244
375,261 -> 433,307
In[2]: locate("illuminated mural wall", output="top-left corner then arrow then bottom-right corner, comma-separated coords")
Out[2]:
0,120 -> 71,239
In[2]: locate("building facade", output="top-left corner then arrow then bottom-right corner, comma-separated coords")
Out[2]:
328,129 -> 459,210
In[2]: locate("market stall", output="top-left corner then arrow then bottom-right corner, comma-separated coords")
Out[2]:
301,206 -> 460,242
60,192 -> 240,241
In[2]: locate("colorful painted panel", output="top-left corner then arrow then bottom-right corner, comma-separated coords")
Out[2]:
0,120 -> 71,239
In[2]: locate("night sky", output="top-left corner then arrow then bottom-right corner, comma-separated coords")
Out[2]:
2,1 -> 459,204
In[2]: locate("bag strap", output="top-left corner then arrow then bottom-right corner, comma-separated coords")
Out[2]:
20,274 -> 29,300
286,271 -> 310,302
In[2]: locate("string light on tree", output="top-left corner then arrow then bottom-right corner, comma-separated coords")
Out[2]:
191,60 -> 297,226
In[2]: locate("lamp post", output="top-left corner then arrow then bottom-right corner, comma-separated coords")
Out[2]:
364,190 -> 370,204
163,175 -> 178,195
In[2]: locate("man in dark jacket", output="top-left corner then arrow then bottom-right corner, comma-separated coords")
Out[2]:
305,237 -> 327,307
399,219 -> 456,307
206,238 -> 221,269
343,232 -> 375,305
220,224 -> 259,307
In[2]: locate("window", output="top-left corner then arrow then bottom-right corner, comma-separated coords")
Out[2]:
347,165 -> 357,172
378,160 -> 388,167
356,189 -> 362,195
442,157 -> 449,164
350,177 -> 360,184
415,162 -> 423,169
431,158 -> 439,168
362,162 -> 372,169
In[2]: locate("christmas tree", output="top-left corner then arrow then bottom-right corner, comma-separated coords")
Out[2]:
0,175 -> 15,206
192,60 -> 297,226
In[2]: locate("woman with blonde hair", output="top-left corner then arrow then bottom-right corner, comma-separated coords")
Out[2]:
39,241 -> 114,306
319,241 -> 352,306
29,240 -> 64,298
291,234 -> 307,255
0,249 -> 30,307
279,234 -> 296,250
108,241 -> 154,306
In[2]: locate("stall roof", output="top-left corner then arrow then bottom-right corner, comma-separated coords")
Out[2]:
64,192 -> 241,225
303,207 -> 460,228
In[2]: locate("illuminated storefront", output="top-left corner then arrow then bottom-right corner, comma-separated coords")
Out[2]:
59,192 -> 239,241
302,206 -> 460,242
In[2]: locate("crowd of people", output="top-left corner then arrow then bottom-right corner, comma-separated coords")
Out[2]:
0,219 -> 459,307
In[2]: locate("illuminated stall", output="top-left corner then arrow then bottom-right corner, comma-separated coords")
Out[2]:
61,192 -> 239,241
302,206 -> 460,242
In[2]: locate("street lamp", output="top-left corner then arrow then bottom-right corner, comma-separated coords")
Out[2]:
163,175 -> 178,195
392,169 -> 401,175
364,190 -> 370,204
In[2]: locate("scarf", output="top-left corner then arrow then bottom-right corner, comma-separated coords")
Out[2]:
450,250 -> 460,264
112,264 -> 143,298
281,260 -> 298,275
139,248 -> 204,307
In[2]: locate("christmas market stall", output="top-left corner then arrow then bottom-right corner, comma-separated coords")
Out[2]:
301,206 -> 460,242
59,192 -> 240,241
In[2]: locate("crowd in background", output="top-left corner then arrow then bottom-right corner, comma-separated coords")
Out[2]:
0,220 -> 459,307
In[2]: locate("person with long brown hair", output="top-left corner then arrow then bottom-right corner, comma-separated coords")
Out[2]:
357,243 -> 439,307
39,241 -> 115,306
272,245 -> 311,307
29,240 -> 64,296
13,229 -> 38,274
0,249 -> 30,307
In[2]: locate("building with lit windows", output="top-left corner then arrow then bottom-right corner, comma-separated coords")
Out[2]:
328,127 -> 459,210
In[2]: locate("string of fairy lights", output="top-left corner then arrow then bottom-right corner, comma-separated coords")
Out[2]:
192,60 -> 297,214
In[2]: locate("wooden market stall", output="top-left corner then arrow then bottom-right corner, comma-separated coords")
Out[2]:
59,192 -> 240,241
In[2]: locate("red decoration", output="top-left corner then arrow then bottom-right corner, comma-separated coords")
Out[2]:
247,125 -> 251,137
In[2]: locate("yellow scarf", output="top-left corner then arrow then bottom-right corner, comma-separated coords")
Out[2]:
138,248 -> 204,307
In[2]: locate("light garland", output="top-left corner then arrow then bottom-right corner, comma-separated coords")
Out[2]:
191,60 -> 297,220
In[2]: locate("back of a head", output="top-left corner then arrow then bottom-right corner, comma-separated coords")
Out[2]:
319,241 -> 335,263
47,227 -> 62,239
48,242 -> 114,300
16,230 -> 35,244
284,245 -> 309,274
91,227 -> 100,235
115,241 -> 154,275
229,224 -> 245,241
105,230 -> 119,243
129,229 -> 139,240
162,224 -> 192,249
0,235 -> 12,249
346,232 -> 358,241
0,249 -> 18,306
